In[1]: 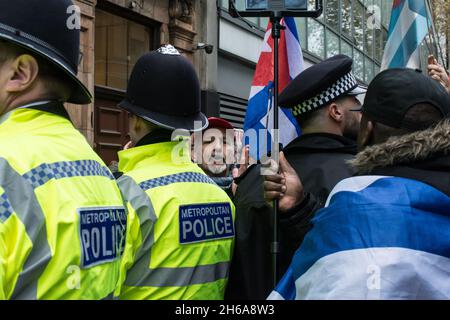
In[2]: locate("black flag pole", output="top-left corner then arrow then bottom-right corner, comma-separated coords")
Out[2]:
228,0 -> 324,290
270,13 -> 284,288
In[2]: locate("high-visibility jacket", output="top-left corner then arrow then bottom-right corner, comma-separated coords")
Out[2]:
0,102 -> 126,300
116,139 -> 235,300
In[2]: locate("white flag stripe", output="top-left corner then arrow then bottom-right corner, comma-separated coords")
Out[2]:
249,86 -> 266,100
295,247 -> 450,300
267,290 -> 285,300
381,1 -> 418,70
324,176 -> 390,207
260,105 -> 299,147
285,24 -> 303,78
406,46 -> 421,69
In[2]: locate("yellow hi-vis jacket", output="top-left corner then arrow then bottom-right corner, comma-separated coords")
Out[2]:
116,139 -> 235,300
0,102 -> 126,300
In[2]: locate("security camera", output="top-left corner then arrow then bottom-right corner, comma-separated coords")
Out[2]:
195,43 -> 214,55
204,45 -> 214,54
129,1 -> 137,9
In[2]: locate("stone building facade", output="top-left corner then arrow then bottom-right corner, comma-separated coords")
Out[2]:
69,0 -> 204,164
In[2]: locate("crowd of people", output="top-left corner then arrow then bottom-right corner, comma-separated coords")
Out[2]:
1,0 -> 450,300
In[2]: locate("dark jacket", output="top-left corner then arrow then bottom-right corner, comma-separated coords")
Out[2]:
225,133 -> 357,300
349,120 -> 450,197
275,121 -> 450,300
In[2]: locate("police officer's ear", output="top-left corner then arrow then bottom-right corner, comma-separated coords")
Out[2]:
5,54 -> 39,93
357,114 -> 374,151
327,102 -> 344,123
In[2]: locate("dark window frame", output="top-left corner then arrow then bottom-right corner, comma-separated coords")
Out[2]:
95,0 -> 160,94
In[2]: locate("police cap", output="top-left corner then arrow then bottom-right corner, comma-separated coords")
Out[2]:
279,55 -> 366,117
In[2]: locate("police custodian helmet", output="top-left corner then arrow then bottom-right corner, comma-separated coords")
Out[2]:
0,0 -> 91,104
119,45 -> 209,132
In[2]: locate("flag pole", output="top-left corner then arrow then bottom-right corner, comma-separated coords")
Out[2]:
270,12 -> 284,289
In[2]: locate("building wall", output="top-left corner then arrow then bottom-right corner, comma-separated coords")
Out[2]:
70,0 -> 200,148
216,0 -> 395,128
68,0 -> 96,145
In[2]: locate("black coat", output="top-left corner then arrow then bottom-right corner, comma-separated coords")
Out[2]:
225,133 -> 357,300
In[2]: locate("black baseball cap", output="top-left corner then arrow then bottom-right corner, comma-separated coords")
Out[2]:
362,68 -> 450,129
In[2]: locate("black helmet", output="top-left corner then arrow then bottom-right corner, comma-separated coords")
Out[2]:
119,45 -> 208,132
0,0 -> 91,104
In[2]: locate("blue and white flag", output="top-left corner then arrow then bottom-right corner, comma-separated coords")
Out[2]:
381,0 -> 430,70
244,17 -> 303,160
269,176 -> 450,300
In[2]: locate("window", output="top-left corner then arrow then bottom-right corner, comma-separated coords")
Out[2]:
297,18 -> 307,50
326,0 -> 339,31
365,56 -> 374,82
365,29 -> 374,59
220,0 -> 392,84
353,1 -> 364,51
374,28 -> 383,62
326,30 -> 340,58
341,0 -> 352,39
380,0 -> 392,29
374,64 -> 380,76
95,9 -> 152,90
354,49 -> 364,80
308,19 -> 325,58
220,0 -> 270,30
341,39 -> 353,58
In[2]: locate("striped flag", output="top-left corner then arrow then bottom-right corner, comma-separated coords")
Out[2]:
269,176 -> 450,300
381,0 -> 430,70
244,17 -> 303,160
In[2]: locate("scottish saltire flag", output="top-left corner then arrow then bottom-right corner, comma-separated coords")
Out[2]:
381,0 -> 430,70
269,176 -> 450,300
244,17 -> 303,160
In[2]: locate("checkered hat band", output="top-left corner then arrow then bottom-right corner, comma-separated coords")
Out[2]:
292,72 -> 358,117
22,160 -> 115,189
139,172 -> 216,191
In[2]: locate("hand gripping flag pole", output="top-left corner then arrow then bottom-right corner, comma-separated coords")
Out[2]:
228,0 -> 324,290
270,13 -> 284,288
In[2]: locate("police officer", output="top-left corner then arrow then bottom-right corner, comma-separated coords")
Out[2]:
0,0 -> 126,300
227,55 -> 366,299
116,45 -> 235,300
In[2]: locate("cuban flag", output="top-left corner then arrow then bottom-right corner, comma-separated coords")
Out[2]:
269,176 -> 450,300
381,0 -> 430,70
244,17 -> 303,160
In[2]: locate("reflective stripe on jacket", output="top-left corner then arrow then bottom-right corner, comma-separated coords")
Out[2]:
0,104 -> 126,300
117,140 -> 235,300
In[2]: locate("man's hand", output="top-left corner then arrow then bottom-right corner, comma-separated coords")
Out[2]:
263,151 -> 305,212
428,56 -> 450,95
231,145 -> 250,196
124,141 -> 134,150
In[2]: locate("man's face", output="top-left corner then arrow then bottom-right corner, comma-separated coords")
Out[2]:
200,127 -> 233,177
128,113 -> 141,145
339,96 -> 362,140
357,114 -> 373,151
